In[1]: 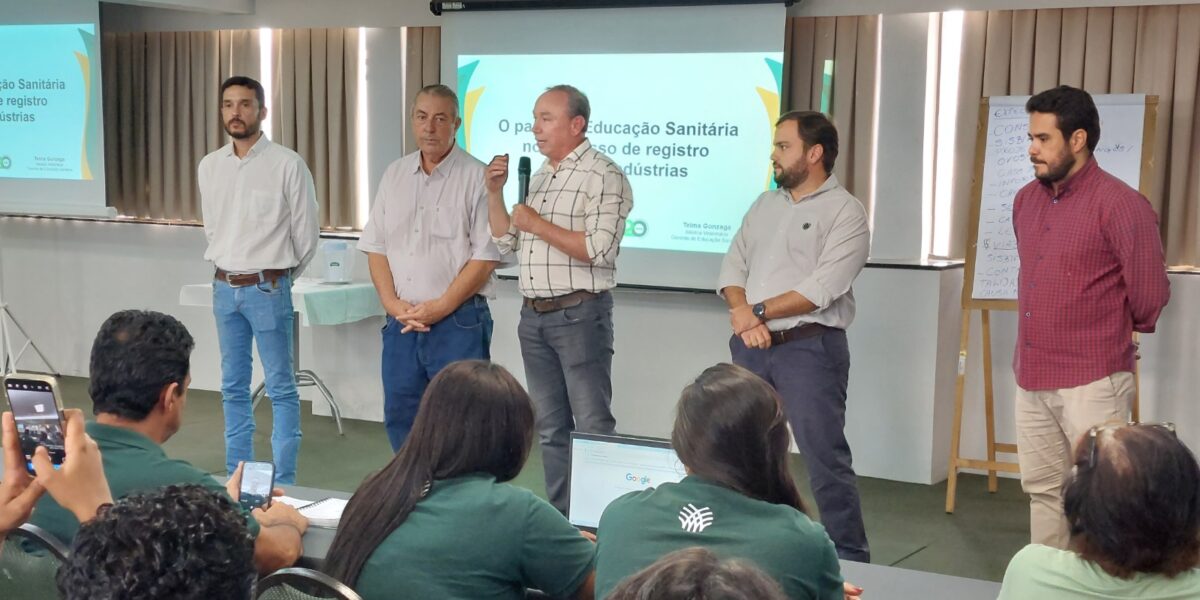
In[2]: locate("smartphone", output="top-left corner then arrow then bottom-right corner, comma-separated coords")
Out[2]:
238,461 -> 275,511
4,374 -> 66,475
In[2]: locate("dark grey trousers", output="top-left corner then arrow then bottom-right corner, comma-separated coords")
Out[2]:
730,327 -> 871,562
519,292 -> 616,514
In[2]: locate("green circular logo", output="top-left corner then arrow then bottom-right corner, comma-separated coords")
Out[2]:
625,220 -> 648,237
0,156 -> 11,170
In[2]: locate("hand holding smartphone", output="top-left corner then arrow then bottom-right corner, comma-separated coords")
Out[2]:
3,374 -> 66,475
237,460 -> 276,512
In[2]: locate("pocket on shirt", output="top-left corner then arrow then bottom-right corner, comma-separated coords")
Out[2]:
430,204 -> 463,239
250,190 -> 284,223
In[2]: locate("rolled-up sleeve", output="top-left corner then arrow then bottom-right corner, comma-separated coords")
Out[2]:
583,166 -> 633,267
717,210 -> 754,297
793,201 -> 870,309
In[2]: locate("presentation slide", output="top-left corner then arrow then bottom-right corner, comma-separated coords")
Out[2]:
0,23 -> 100,181
459,52 -> 782,255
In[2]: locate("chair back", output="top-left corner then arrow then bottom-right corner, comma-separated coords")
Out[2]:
0,523 -> 70,600
256,567 -> 363,600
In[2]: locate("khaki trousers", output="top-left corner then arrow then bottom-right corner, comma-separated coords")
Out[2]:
1015,372 -> 1134,548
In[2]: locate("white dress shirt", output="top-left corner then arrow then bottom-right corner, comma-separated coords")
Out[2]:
198,135 -> 320,275
493,139 -> 634,298
358,145 -> 502,304
717,174 -> 870,331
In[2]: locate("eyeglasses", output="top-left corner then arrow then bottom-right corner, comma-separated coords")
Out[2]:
1085,421 -> 1176,469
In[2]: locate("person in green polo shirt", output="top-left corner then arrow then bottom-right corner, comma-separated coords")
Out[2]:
594,363 -> 860,600
325,360 -> 596,600
27,309 -> 308,574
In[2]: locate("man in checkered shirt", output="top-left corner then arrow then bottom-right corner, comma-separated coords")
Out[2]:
485,85 -> 634,514
1013,85 -> 1170,548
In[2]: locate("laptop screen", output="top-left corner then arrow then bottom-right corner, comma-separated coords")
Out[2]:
567,432 -> 687,529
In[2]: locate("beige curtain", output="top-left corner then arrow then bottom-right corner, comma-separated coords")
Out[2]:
102,30 -> 259,221
403,27 -> 442,155
271,28 -> 360,230
783,16 -> 880,219
948,6 -> 1200,266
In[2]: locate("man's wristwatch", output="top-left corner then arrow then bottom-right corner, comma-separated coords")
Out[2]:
752,302 -> 767,322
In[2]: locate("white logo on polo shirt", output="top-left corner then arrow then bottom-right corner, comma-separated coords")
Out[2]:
678,503 -> 714,533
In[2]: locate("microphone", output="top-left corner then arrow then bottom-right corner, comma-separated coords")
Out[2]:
516,156 -> 530,205
517,156 -> 531,205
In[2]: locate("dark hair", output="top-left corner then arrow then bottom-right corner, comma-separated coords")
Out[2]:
607,547 -> 787,600
324,360 -> 535,587
1065,424 -> 1200,578
58,484 -> 255,600
776,111 -> 839,173
1025,85 -> 1100,153
89,310 -> 194,421
220,75 -> 266,108
546,84 -> 590,132
672,363 -> 806,513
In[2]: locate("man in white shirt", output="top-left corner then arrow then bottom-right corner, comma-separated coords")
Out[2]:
718,111 -> 871,561
198,76 -> 319,485
485,85 -> 633,513
358,85 -> 501,451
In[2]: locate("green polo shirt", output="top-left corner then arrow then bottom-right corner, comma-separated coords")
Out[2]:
29,421 -> 259,543
594,476 -> 842,600
355,473 -> 595,600
999,544 -> 1200,599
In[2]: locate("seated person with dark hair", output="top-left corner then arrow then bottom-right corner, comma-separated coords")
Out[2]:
58,484 -> 256,600
28,309 -> 307,573
608,547 -> 787,600
999,422 -> 1200,599
325,360 -> 596,600
594,364 -> 859,600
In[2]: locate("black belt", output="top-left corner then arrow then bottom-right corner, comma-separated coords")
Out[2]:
770,322 -> 836,345
523,290 -> 602,313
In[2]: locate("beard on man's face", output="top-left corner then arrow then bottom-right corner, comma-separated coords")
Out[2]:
224,117 -> 260,140
773,158 -> 809,189
1033,148 -> 1076,184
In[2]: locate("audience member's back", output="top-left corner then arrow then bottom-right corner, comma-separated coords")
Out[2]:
324,361 -> 596,600
594,364 -> 843,600
58,484 -> 255,600
998,422 -> 1200,599
29,310 -> 256,542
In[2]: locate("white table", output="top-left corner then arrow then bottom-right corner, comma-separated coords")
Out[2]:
179,278 -> 385,435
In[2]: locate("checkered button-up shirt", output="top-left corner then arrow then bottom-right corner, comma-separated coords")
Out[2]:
494,139 -> 633,298
1013,157 -> 1170,391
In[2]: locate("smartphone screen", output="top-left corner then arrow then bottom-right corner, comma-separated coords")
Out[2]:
5,377 -> 66,475
239,461 -> 275,511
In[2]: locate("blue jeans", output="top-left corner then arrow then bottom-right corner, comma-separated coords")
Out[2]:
381,295 -> 493,452
731,328 -> 870,562
213,274 -> 301,484
518,292 -> 616,514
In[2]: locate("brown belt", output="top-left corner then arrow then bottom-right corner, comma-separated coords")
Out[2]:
523,290 -> 602,313
770,322 -> 837,345
214,268 -> 289,288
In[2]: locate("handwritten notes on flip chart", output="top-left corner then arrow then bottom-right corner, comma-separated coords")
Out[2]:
970,94 -> 1146,301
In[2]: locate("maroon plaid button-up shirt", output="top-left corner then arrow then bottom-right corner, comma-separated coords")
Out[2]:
1012,157 -> 1170,391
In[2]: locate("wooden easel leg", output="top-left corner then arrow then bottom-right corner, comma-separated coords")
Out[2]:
946,310 -> 972,514
982,310 -> 998,493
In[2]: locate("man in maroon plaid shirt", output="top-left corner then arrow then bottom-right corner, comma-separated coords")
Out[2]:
1013,85 -> 1170,548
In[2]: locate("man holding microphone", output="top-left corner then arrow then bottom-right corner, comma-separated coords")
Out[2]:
485,85 -> 633,514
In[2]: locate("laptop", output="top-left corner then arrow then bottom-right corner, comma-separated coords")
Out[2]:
567,432 -> 687,531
